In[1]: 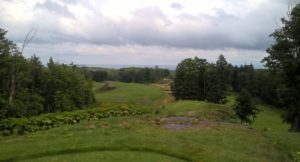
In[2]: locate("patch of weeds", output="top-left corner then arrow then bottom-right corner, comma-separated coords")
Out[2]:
291,151 -> 300,162
119,121 -> 132,129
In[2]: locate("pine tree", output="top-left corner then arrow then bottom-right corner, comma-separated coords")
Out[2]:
233,89 -> 258,124
263,4 -> 300,131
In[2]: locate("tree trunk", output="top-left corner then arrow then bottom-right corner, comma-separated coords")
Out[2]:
8,65 -> 16,105
8,68 -> 15,105
291,118 -> 300,132
203,80 -> 206,99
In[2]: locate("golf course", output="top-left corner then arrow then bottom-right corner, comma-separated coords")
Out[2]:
0,82 -> 299,162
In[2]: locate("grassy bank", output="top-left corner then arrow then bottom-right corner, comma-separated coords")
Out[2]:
0,82 -> 299,162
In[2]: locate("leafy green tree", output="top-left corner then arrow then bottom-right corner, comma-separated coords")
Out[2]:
0,28 -> 95,119
172,57 -> 207,100
233,89 -> 258,124
0,28 -> 32,118
173,57 -> 228,103
195,57 -> 208,100
43,59 -> 95,112
28,55 -> 44,94
263,4 -> 300,131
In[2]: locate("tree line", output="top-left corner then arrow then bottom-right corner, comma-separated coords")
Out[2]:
172,55 -> 230,104
89,67 -> 171,83
0,29 -> 95,119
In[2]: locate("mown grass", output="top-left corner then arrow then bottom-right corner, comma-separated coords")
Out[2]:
0,83 -> 299,162
252,105 -> 300,161
162,100 -> 230,115
20,151 -> 185,162
93,82 -> 166,106
0,116 -> 293,162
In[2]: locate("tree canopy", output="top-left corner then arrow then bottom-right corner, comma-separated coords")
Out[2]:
0,28 -> 95,119
233,89 -> 258,124
172,56 -> 227,103
263,4 -> 300,131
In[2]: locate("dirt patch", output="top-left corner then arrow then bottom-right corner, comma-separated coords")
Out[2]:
98,82 -> 116,92
159,116 -> 197,130
159,116 -> 232,130
152,83 -> 175,104
152,84 -> 172,93
160,116 -> 197,123
185,111 -> 198,117
162,123 -> 194,130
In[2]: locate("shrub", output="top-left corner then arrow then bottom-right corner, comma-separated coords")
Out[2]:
0,105 -> 147,136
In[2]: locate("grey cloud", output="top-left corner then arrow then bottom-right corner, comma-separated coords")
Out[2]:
35,0 -> 75,19
131,6 -> 166,19
61,0 -> 81,5
170,2 -> 183,10
93,5 -> 276,50
2,1 -> 288,51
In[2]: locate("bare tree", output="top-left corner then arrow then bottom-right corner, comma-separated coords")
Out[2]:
21,26 -> 38,54
288,0 -> 300,17
8,27 -> 38,105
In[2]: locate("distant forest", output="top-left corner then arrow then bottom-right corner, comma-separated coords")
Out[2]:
89,66 -> 171,83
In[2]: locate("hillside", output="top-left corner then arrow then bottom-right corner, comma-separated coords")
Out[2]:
0,82 -> 299,162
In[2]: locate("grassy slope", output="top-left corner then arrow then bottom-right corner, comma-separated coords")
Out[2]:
93,82 -> 166,106
22,151 -> 185,162
253,105 -> 300,161
0,82 -> 299,162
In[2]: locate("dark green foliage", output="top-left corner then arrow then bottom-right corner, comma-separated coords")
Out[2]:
216,54 -> 229,90
92,70 -> 108,82
227,65 -> 281,106
205,68 -> 227,104
118,67 -> 170,83
0,28 -> 95,119
233,89 -> 258,124
229,65 -> 257,93
255,70 -> 280,105
43,59 -> 95,113
172,56 -> 227,103
82,67 -> 170,83
172,58 -> 204,100
263,4 -> 300,131
0,105 -> 147,136
98,82 -> 116,92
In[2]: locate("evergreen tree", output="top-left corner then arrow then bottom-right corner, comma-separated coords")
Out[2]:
0,29 -> 95,118
233,89 -> 258,124
263,4 -> 300,131
205,67 -> 227,104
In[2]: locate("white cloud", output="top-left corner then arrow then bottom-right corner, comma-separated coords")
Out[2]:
22,43 -> 266,68
0,0 -> 289,67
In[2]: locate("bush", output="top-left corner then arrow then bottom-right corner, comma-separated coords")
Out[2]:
0,105 -> 147,136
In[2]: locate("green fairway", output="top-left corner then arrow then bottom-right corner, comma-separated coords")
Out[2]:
93,82 -> 167,106
0,114 -> 297,162
20,151 -> 185,162
0,83 -> 299,162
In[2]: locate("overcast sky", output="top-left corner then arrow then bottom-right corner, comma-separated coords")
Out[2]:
0,0 -> 290,67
